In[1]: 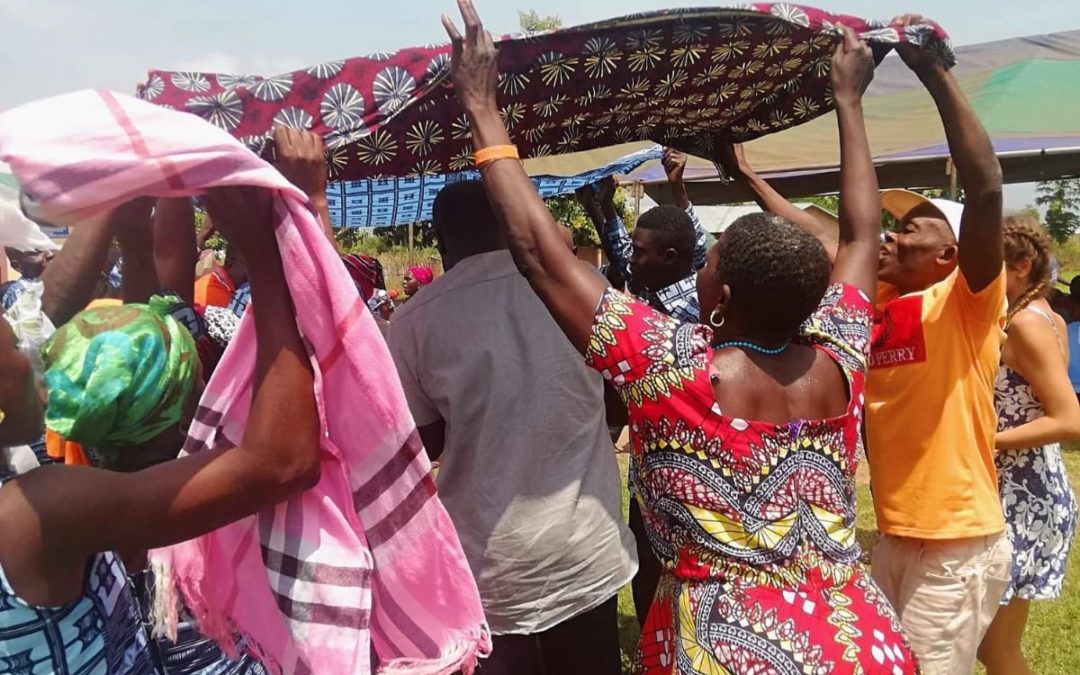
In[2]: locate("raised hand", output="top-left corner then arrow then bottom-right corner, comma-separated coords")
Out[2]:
271,127 -> 327,199
442,0 -> 499,115
890,14 -> 942,75
204,186 -> 275,257
830,26 -> 875,105
662,149 -> 688,185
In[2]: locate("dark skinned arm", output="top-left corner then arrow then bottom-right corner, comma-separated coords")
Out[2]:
720,143 -> 839,262
0,186 -> 321,607
418,420 -> 446,462
828,28 -> 880,299
444,1 -> 604,353
272,126 -> 335,248
577,178 -> 632,283
153,198 -> 198,304
893,14 -> 1003,293
113,198 -> 161,305
38,216 -> 117,325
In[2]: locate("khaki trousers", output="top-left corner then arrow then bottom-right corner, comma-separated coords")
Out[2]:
871,532 -> 1013,675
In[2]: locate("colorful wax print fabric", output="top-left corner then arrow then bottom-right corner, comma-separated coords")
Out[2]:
139,5 -> 952,181
586,284 -> 917,673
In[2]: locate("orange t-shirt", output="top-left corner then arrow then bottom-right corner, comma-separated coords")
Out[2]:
194,268 -> 234,309
865,268 -> 1007,539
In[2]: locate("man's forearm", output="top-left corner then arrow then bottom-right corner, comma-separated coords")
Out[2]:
919,65 -> 1001,200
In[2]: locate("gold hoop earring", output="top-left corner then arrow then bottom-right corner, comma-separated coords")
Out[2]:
709,309 -> 725,328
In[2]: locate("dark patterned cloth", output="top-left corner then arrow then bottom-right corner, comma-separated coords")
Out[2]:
138,6 -> 953,181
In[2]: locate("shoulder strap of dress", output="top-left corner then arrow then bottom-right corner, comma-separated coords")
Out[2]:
1022,305 -> 1064,350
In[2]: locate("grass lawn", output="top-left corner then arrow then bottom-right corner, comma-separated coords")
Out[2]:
614,448 -> 1080,673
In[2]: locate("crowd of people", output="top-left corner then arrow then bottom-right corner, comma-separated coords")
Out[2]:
0,2 -> 1077,674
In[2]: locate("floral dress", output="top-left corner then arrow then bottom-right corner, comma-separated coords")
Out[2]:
994,306 -> 1078,602
586,284 -> 916,675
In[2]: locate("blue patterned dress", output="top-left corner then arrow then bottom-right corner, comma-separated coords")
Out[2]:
995,306 -> 1079,602
0,525 -> 156,674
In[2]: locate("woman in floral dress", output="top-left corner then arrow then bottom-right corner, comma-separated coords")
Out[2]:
441,3 -> 916,672
978,215 -> 1080,675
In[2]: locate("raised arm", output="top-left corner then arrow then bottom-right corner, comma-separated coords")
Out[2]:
37,213 -> 117,325
443,0 -> 604,351
113,197 -> 162,305
272,126 -> 335,248
0,186 -> 320,605
577,178 -> 632,282
720,143 -> 839,262
894,14 -> 1003,292
828,27 -> 880,299
662,149 -> 709,270
153,198 -> 198,304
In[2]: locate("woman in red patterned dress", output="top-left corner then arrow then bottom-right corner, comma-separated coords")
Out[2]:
442,2 -> 917,672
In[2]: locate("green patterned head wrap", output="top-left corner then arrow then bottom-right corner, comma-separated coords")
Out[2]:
42,295 -> 198,457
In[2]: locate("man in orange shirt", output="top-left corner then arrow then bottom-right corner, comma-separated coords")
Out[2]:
865,16 -> 1011,675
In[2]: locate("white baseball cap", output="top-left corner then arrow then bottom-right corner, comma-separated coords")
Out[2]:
881,189 -> 964,242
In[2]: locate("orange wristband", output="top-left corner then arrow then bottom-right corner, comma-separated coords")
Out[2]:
474,144 -> 520,168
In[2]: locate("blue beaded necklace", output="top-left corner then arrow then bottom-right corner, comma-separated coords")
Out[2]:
713,339 -> 789,355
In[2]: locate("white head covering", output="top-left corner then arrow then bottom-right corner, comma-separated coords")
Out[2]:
0,183 -> 59,252
881,189 -> 964,241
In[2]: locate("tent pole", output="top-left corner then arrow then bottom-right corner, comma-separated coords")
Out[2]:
946,158 -> 959,200
634,181 -> 643,220
408,221 -> 415,265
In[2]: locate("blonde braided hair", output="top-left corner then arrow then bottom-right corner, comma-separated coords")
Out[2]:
1003,213 -> 1053,326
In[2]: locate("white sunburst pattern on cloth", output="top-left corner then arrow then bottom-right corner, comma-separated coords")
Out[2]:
186,91 -> 244,132
170,72 -> 211,93
769,3 -> 811,28
424,53 -> 451,81
307,60 -> 345,80
216,73 -> 261,90
239,134 -> 270,155
320,83 -> 366,130
141,74 -> 165,100
251,74 -> 293,102
372,66 -> 417,114
272,106 -> 314,130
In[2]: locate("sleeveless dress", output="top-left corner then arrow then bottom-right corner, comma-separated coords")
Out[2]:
994,305 -> 1078,602
0,483 -> 156,675
586,284 -> 916,674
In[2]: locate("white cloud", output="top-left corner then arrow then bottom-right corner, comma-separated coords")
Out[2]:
169,52 -> 307,77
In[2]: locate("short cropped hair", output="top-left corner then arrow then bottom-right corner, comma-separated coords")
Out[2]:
716,213 -> 831,337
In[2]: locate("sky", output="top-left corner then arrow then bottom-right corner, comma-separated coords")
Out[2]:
1,0 -> 1075,204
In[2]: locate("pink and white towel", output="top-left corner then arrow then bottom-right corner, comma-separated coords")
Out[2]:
0,90 -> 490,675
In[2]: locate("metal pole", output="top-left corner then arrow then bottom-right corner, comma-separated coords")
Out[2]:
946,158 -> 959,200
408,221 -> 415,266
634,181 -> 643,221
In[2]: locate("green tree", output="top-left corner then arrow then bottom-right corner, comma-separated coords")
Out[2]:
547,189 -> 636,247
518,9 -> 562,34
1035,179 -> 1080,243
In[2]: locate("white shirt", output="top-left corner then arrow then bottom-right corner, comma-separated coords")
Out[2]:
388,250 -> 636,634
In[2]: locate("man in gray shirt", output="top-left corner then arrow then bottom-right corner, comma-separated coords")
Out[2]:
388,181 -> 637,675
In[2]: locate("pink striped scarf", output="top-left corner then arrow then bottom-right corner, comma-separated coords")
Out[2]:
0,90 -> 490,675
